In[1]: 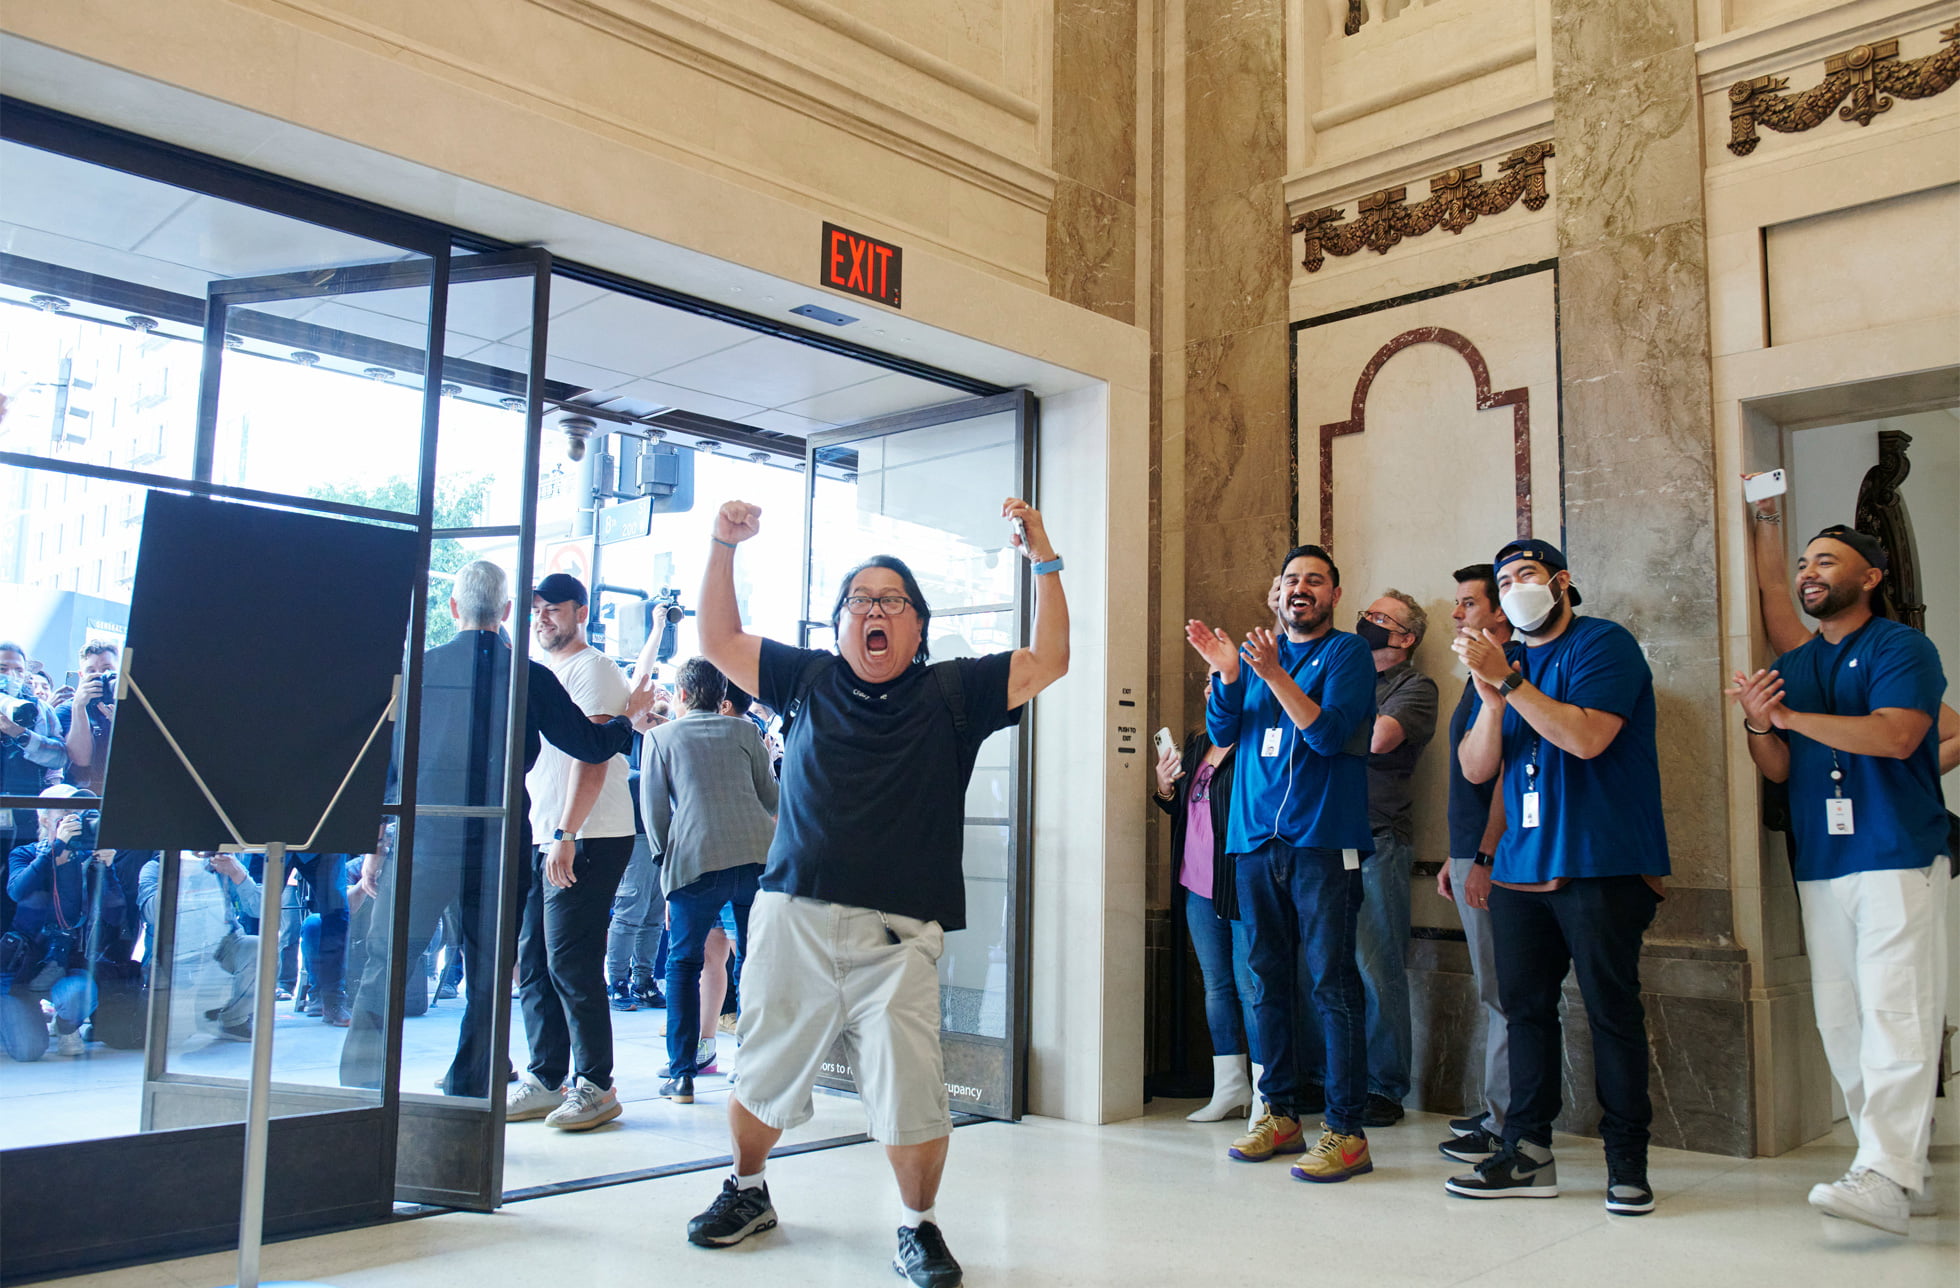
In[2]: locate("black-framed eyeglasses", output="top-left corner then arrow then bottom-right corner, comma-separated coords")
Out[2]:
843,594 -> 914,615
1361,610 -> 1412,635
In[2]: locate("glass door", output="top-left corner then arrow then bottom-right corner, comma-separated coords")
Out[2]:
371,249 -> 553,1209
801,389 -> 1036,1120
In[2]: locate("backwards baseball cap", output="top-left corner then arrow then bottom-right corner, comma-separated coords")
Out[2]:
39,784 -> 93,803
534,573 -> 588,607
1810,525 -> 1889,571
1493,538 -> 1584,607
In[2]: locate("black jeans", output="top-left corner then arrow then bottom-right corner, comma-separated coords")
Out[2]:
1491,875 -> 1661,1159
517,835 -> 635,1090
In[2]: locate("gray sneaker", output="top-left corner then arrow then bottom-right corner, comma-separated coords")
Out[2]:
506,1072 -> 560,1121
546,1077 -> 622,1131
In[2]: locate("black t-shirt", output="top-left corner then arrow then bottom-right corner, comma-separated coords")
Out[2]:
756,639 -> 1021,930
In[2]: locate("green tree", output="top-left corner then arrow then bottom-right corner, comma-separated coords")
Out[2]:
309,475 -> 491,648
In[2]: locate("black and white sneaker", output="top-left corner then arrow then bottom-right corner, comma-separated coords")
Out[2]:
687,1177 -> 777,1248
893,1222 -> 962,1288
1444,1140 -> 1558,1200
1446,1113 -> 1488,1138
1439,1126 -> 1503,1164
1606,1166 -> 1655,1215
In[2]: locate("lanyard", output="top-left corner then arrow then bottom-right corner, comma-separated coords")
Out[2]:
1808,635 -> 1858,799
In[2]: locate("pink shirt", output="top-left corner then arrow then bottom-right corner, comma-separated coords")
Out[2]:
1178,762 -> 1218,898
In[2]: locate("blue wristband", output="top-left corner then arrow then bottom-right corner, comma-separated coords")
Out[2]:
1031,555 -> 1065,576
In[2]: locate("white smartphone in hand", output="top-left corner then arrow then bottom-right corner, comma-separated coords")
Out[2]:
1743,469 -> 1787,503
1154,727 -> 1177,759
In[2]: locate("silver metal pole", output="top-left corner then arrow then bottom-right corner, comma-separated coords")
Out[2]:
234,840 -> 287,1288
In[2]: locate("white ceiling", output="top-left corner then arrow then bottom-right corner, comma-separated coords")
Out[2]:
0,138 -> 971,436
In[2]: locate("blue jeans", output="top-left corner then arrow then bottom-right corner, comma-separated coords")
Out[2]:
1237,840 -> 1367,1134
664,864 -> 760,1077
1354,829 -> 1413,1101
1183,889 -> 1257,1060
606,839 -> 665,986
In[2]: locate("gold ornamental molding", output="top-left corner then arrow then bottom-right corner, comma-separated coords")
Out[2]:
1290,141 -> 1554,274
1727,24 -> 1960,157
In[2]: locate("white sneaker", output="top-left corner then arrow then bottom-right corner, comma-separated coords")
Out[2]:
697,1036 -> 718,1073
54,1030 -> 85,1057
506,1072 -> 561,1121
1808,1168 -> 1908,1236
546,1077 -> 622,1131
1908,1188 -> 1938,1218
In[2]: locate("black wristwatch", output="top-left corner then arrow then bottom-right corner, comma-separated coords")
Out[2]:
1499,672 -> 1525,695
1473,852 -> 1494,868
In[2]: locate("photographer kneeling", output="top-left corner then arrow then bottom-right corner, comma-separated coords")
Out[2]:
4,785 -> 126,1056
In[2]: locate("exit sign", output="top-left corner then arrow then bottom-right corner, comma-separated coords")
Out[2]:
821,222 -> 902,308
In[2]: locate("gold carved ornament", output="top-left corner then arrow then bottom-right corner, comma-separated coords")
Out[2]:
1290,141 -> 1553,274
1728,24 -> 1960,156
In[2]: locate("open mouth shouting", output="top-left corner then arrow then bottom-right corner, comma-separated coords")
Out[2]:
866,625 -> 891,659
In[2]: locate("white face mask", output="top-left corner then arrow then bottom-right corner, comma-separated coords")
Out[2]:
1500,581 -> 1558,633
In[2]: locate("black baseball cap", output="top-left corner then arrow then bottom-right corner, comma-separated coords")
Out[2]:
534,573 -> 588,607
1810,525 -> 1889,571
1492,539 -> 1584,607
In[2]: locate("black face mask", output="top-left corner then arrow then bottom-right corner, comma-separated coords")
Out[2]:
1355,616 -> 1395,650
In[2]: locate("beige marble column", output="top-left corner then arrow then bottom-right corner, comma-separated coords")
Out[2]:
1550,0 -> 1748,1154
1049,0 -> 1140,324
1180,0 -> 1291,718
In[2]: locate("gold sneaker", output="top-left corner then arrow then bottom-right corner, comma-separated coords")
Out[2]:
1228,1104 -> 1306,1162
1291,1126 -> 1372,1183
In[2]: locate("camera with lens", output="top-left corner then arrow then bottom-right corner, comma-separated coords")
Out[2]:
0,674 -> 40,731
71,809 -> 101,853
86,671 -> 118,731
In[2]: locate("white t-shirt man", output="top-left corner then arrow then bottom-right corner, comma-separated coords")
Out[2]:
526,645 -> 635,841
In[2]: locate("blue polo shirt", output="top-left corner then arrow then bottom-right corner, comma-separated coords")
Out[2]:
1207,629 -> 1376,855
1774,617 -> 1947,882
1495,615 -> 1669,883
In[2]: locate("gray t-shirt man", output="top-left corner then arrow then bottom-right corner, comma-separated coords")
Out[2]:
1367,659 -> 1438,842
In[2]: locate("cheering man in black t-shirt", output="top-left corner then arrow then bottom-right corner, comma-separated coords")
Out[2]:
682,496 -> 1069,1288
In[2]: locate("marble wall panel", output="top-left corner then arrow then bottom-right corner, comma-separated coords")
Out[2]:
1054,0 -> 1140,206
1186,186 -> 1291,341
1547,0 -> 1693,76
1545,967 -> 1752,1157
1047,0 -> 1140,324
1048,178 -> 1140,324
1185,20 -> 1285,205
1550,45 -> 1704,249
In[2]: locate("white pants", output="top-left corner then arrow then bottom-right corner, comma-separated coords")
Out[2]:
1798,862 -> 1950,1193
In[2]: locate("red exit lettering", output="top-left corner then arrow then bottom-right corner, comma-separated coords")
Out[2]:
820,222 -> 903,308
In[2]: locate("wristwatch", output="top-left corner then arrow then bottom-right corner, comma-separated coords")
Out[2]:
1472,851 -> 1494,868
1499,672 -> 1525,695
551,828 -> 570,842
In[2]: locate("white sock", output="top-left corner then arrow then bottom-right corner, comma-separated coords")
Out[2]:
734,1170 -> 766,1191
901,1204 -> 936,1229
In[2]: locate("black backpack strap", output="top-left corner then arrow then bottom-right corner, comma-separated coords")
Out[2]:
931,660 -> 968,739
777,652 -> 835,743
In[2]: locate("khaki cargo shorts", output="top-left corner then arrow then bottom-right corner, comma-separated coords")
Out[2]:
734,891 -> 951,1146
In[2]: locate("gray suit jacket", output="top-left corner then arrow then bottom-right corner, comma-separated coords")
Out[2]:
639,711 -> 778,896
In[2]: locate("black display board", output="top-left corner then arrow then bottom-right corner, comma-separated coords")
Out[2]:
97,492 -> 418,852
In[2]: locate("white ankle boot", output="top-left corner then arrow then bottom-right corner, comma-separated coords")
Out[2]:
1188,1054 -> 1254,1122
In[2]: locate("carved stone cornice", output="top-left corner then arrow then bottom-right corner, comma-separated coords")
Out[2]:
1727,23 -> 1960,156
1290,141 -> 1553,273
